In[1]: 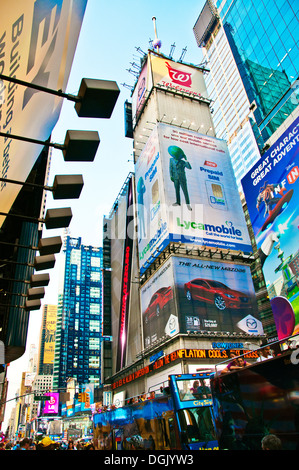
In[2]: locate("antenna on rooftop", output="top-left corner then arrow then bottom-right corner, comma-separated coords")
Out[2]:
178,46 -> 187,62
169,42 -> 176,59
152,17 -> 161,53
135,46 -> 147,56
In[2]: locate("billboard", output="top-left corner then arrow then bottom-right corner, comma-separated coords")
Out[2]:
44,392 -> 59,415
241,116 -> 299,339
141,258 -> 178,349
173,256 -> 261,336
0,0 -> 87,227
131,52 -> 209,127
135,123 -> 252,273
43,305 -> 57,364
116,178 -> 134,372
149,54 -> 208,101
141,256 -> 262,348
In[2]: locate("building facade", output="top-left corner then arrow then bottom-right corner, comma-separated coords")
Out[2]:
103,49 -> 264,402
193,0 -> 299,190
53,236 -> 103,390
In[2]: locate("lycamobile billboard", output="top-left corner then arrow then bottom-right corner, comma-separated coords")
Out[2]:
241,116 -> 299,340
135,123 -> 252,273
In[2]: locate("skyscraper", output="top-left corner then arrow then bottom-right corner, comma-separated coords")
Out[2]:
53,236 -> 103,390
193,0 -> 299,190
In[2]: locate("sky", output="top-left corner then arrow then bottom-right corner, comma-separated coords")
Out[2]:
3,0 -> 206,430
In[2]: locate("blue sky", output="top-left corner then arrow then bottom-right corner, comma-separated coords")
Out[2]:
4,0 -> 206,429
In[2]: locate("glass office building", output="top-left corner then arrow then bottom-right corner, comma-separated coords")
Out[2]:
194,0 -> 299,190
216,0 -> 298,142
53,236 -> 103,390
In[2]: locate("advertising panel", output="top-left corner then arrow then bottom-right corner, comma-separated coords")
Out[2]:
241,116 -> 299,339
0,0 -> 87,227
135,123 -> 252,273
131,57 -> 148,124
140,256 -> 262,348
173,256 -> 262,336
43,305 -> 57,364
135,124 -> 169,273
140,259 -> 179,349
149,54 -> 208,101
44,392 -> 59,415
116,178 -> 134,371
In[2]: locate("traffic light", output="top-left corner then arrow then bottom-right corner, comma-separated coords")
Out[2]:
85,392 -> 90,407
78,393 -> 86,402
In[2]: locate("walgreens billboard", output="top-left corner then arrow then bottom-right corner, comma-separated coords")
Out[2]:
135,123 -> 252,273
141,256 -> 262,349
131,52 -> 208,126
241,116 -> 299,340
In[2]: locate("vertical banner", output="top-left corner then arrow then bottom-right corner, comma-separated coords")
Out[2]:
116,178 -> 134,371
241,116 -> 299,339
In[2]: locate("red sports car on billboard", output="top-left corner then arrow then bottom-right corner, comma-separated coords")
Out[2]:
184,278 -> 252,311
144,286 -> 173,324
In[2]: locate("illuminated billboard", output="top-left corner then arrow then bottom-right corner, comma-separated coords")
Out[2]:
44,392 -> 59,415
0,0 -> 87,227
135,123 -> 252,273
241,116 -> 299,339
141,256 -> 261,348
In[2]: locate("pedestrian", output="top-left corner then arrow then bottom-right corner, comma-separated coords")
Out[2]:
257,341 -> 274,362
261,434 -> 282,450
19,438 -> 30,450
67,439 -> 76,450
36,436 -> 55,450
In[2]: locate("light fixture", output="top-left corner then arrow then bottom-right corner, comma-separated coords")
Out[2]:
30,273 -> 50,287
24,299 -> 41,311
34,254 -> 55,271
27,287 -> 45,300
2,273 -> 50,288
0,130 -> 100,163
0,175 -> 84,200
37,236 -> 62,255
0,207 -> 73,229
0,74 -> 120,119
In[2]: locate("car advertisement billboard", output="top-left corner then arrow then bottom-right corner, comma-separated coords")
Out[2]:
241,116 -> 299,340
140,256 -> 262,348
172,256 -> 262,336
140,258 -> 179,349
0,0 -> 87,228
135,123 -> 252,273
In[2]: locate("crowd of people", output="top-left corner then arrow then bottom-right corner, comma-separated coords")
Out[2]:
220,341 -> 276,375
0,436 -> 95,450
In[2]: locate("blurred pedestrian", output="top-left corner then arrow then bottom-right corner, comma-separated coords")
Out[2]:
261,434 -> 282,450
36,436 -> 55,450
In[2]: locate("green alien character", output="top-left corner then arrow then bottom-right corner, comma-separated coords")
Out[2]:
168,145 -> 192,210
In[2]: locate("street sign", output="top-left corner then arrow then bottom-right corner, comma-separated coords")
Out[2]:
34,395 -> 48,401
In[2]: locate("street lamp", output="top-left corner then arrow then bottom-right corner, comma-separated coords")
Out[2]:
0,130 -> 100,162
0,174 -> 84,200
0,207 -> 73,230
0,74 -> 120,119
